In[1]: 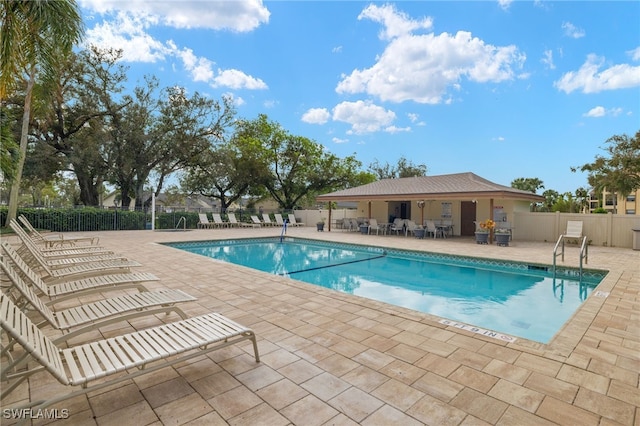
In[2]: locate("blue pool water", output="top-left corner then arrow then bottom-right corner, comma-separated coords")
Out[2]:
166,238 -> 606,343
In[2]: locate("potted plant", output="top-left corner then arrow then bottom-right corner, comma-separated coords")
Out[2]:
475,219 -> 495,244
494,228 -> 510,246
316,218 -> 326,232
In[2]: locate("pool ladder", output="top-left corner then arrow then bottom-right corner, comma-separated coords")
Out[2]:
552,234 -> 588,279
176,216 -> 187,230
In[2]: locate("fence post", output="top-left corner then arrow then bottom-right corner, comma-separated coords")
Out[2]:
606,212 -> 613,247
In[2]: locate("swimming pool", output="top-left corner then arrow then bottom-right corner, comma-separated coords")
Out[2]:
165,237 -> 607,343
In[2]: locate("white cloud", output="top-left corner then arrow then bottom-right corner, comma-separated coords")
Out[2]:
384,125 -> 411,134
337,30 -> 525,104
562,21 -> 586,39
555,53 -> 640,93
80,0 -> 270,31
583,106 -> 623,118
358,4 -> 433,40
332,100 -> 396,135
338,5 -> 525,104
212,69 -> 267,90
628,46 -> 640,61
332,137 -> 349,144
498,0 -> 513,11
584,106 -> 606,117
302,108 -> 331,124
541,49 -> 555,70
332,46 -> 343,53
85,12 -> 171,62
82,2 -> 269,91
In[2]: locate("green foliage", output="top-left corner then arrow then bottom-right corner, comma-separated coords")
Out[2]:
574,130 -> 640,212
234,114 -> 364,210
368,156 -> 427,179
511,177 -> 544,194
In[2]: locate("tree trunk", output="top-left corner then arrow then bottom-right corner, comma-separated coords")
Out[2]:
5,67 -> 35,226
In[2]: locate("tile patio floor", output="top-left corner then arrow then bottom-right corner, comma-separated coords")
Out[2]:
2,226 -> 639,425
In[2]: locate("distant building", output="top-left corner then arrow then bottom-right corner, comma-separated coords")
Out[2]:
589,188 -> 640,215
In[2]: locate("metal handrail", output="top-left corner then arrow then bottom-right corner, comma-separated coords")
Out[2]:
279,219 -> 288,242
579,236 -> 588,277
176,216 -> 186,230
553,234 -> 587,279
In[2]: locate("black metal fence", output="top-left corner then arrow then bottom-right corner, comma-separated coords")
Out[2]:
0,207 -> 292,232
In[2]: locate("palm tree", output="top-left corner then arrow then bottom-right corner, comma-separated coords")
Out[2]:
1,0 -> 84,226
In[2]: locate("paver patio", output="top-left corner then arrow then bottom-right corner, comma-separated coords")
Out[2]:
1,226 -> 638,425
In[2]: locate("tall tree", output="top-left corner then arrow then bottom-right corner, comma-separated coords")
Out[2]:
236,115 -> 364,210
30,47 -> 128,206
1,0 -> 84,225
368,156 -> 427,179
574,130 -> 640,213
510,177 -> 544,194
107,79 -> 235,210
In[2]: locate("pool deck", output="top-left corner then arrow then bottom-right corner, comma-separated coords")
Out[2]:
3,227 -> 639,425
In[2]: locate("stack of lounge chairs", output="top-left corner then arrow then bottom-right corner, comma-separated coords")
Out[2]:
0,217 -> 260,414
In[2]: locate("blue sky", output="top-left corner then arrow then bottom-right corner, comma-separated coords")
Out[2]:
78,1 -> 640,194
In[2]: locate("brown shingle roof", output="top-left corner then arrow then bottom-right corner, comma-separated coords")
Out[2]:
317,172 -> 545,202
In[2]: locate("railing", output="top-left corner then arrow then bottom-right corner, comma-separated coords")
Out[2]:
553,235 -> 588,279
176,216 -> 187,230
279,219 -> 288,242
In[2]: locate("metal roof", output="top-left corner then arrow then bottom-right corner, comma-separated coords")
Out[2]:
316,172 -> 545,202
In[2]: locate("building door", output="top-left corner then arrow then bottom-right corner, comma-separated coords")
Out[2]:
400,202 -> 408,219
460,201 -> 476,236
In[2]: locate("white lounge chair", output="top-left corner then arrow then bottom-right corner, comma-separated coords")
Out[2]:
8,233 -> 141,284
228,213 -> 257,228
288,214 -> 304,227
564,221 -> 583,239
12,219 -> 111,257
18,214 -> 99,247
197,213 -> 215,229
1,242 -> 158,303
389,218 -> 405,235
1,259 -> 196,344
0,292 -> 260,410
261,213 -> 275,226
368,218 -> 384,235
250,215 -> 263,227
211,213 -> 228,228
274,213 -> 286,226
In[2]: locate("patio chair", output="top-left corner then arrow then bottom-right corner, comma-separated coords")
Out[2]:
404,220 -> 421,237
197,213 -> 215,229
12,219 -> 111,257
288,214 -> 305,227
261,213 -> 275,226
0,292 -> 260,410
389,218 -> 405,235
425,220 -> 445,239
274,213 -> 286,226
11,219 -> 136,263
250,215 -> 263,227
564,221 -> 583,239
368,218 -> 384,235
18,214 -> 99,247
211,213 -> 228,228
8,236 -> 141,284
228,213 -> 257,228
0,260 -> 196,344
1,242 -> 158,303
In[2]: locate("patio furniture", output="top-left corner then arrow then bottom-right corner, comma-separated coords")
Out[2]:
288,214 -> 305,227
197,213 -> 215,229
0,259 -> 196,344
18,214 -> 99,247
1,242 -> 158,303
261,213 -> 275,226
0,292 -> 260,411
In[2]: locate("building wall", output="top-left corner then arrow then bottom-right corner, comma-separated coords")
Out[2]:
590,188 -> 640,215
